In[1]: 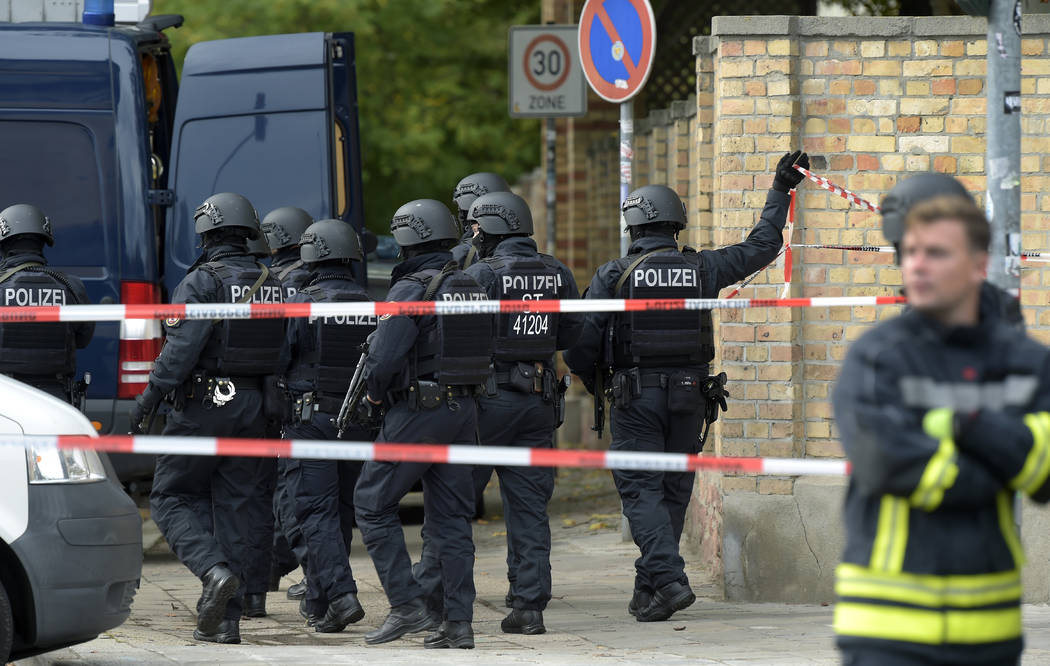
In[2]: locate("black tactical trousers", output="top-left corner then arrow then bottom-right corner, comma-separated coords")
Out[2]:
473,389 -> 555,610
284,411 -> 362,616
150,387 -> 271,620
271,458 -> 307,577
243,458 -> 278,595
609,382 -> 701,594
355,399 -> 478,622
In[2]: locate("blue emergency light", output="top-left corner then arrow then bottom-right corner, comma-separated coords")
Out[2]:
83,0 -> 116,26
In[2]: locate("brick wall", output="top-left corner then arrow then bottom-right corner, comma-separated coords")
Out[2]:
543,13 -> 1050,599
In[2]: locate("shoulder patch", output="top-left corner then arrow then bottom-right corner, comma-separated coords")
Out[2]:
165,317 -> 181,328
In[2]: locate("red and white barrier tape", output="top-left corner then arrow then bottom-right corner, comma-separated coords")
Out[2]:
795,244 -> 1049,262
11,434 -> 851,476
0,296 -> 909,323
793,165 -> 881,213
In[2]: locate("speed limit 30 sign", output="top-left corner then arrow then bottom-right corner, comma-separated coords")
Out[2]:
509,25 -> 587,118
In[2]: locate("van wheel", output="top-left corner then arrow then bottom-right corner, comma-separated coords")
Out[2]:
0,581 -> 12,663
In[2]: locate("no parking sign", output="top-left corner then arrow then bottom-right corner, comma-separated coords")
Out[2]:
577,0 -> 656,103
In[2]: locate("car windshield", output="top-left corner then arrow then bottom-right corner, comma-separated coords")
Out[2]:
169,110 -> 331,267
0,119 -> 103,267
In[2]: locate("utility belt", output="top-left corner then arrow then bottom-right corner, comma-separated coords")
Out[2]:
491,361 -> 556,401
608,367 -> 728,451
289,390 -> 344,424
609,367 -> 705,413
387,380 -> 478,411
176,371 -> 263,409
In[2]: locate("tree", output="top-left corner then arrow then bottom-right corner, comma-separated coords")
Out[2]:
153,0 -> 541,233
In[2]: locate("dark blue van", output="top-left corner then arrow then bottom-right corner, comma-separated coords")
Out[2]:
0,18 -> 366,482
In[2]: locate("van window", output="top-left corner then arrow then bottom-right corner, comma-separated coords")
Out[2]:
0,120 -> 103,267
170,110 -> 331,262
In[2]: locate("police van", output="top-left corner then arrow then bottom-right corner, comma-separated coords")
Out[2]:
0,375 -> 142,662
0,0 -> 368,484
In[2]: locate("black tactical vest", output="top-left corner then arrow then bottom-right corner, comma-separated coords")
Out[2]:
612,249 -> 713,368
485,254 -> 561,362
197,261 -> 286,376
287,283 -> 375,396
411,265 -> 494,386
0,267 -> 77,376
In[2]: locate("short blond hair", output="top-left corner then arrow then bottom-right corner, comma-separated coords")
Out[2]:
903,195 -> 990,253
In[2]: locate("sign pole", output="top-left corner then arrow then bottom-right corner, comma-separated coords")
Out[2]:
985,0 -> 1021,300
619,99 -> 633,256
546,117 -> 557,256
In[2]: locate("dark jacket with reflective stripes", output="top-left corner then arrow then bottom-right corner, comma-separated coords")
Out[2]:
831,288 -> 1050,662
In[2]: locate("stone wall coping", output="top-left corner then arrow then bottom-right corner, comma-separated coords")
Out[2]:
672,96 -> 698,120
695,14 -> 1050,47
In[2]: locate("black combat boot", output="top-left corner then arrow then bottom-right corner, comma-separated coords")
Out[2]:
197,564 -> 240,635
424,620 -> 475,649
501,609 -> 545,635
635,580 -> 695,622
299,598 -> 322,626
241,593 -> 266,618
286,578 -> 307,600
505,585 -> 514,608
364,597 -> 438,645
627,588 -> 652,617
314,592 -> 365,633
193,618 -> 241,644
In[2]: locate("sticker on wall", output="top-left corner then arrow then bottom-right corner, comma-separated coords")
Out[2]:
1004,91 -> 1021,113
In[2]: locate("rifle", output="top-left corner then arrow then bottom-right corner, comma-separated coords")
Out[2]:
69,372 -> 91,414
698,372 -> 729,451
335,336 -> 381,439
591,366 -> 606,438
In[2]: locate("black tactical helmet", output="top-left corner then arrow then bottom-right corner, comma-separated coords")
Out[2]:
621,185 -> 688,229
881,173 -> 974,245
0,204 -> 54,246
390,199 -> 459,247
246,232 -> 271,258
193,192 -> 262,240
300,219 -> 363,263
468,192 -> 534,237
261,206 -> 313,251
452,172 -> 510,214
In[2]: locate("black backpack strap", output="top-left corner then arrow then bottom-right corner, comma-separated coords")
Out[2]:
614,249 -> 665,295
0,262 -> 44,284
423,261 -> 459,301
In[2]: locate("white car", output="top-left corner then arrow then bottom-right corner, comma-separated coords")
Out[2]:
0,375 -> 142,662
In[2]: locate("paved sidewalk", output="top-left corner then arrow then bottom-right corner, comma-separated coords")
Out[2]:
18,469 -> 1050,664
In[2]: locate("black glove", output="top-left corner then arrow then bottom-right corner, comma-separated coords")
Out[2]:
772,150 -> 809,192
129,383 -> 164,434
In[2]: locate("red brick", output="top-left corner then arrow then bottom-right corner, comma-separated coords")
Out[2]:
829,117 -> 851,134
856,154 -> 880,171
897,116 -> 921,133
815,60 -> 862,76
931,78 -> 956,95
933,155 -> 958,173
721,41 -> 743,57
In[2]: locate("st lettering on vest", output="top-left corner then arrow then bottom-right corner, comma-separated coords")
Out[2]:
632,267 -> 698,288
3,287 -> 67,306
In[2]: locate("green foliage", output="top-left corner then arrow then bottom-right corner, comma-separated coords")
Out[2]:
153,0 -> 541,233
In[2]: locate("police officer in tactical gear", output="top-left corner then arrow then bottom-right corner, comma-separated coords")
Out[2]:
262,206 -> 314,299
463,191 -> 583,634
0,204 -> 93,402
131,192 -> 286,644
260,205 -> 314,601
354,199 -> 493,649
282,219 -> 375,632
565,151 -> 805,622
880,173 -> 1024,328
451,172 -> 509,268
832,194 -> 1050,665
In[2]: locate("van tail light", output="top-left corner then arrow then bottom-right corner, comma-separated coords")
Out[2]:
118,281 -> 162,399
